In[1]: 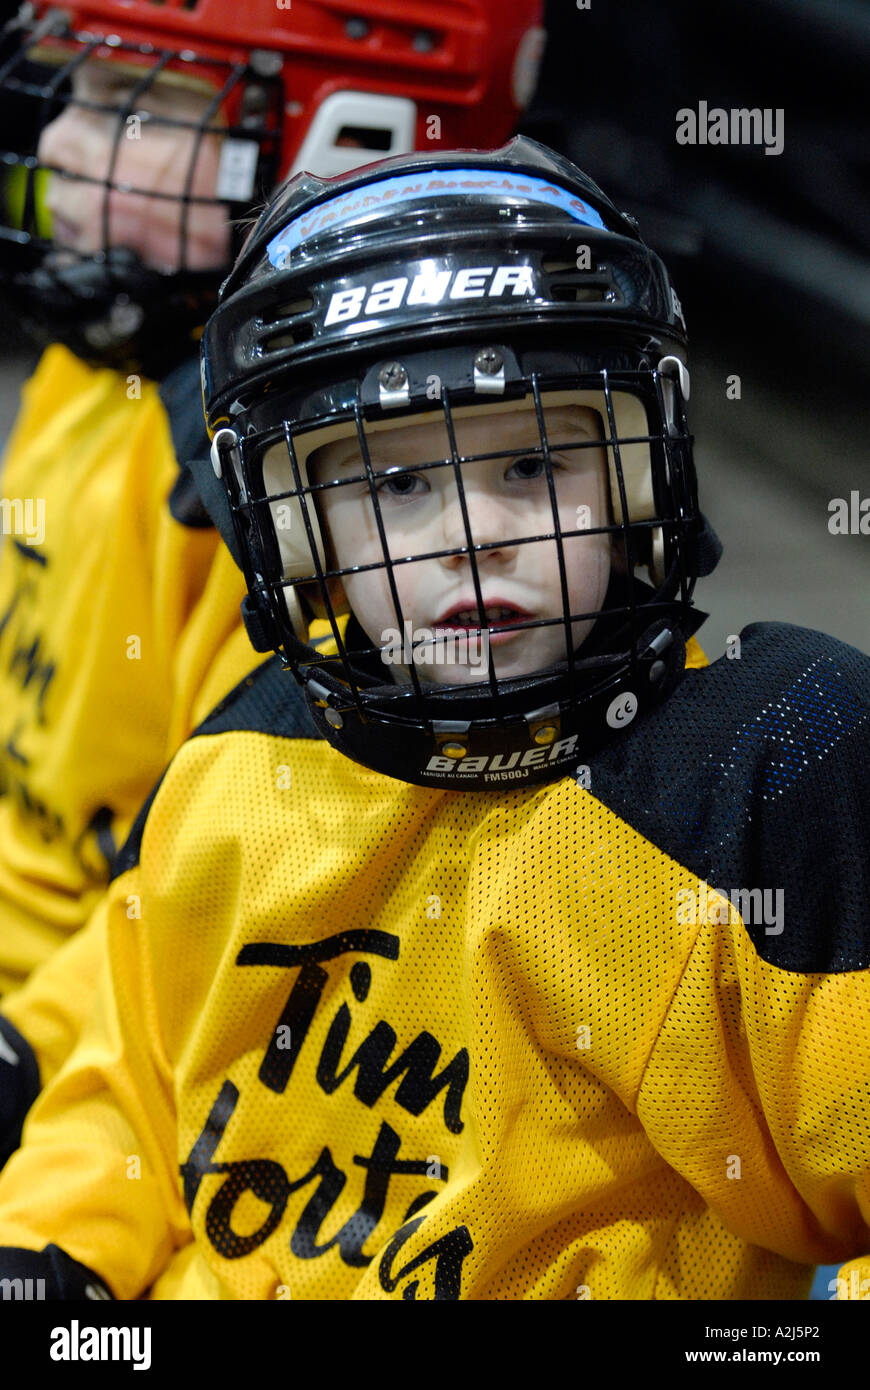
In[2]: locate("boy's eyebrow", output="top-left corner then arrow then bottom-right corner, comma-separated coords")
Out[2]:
538,411 -> 602,440
73,74 -> 157,107
75,63 -> 214,103
312,444 -> 364,476
309,411 -> 603,478
367,427 -> 602,466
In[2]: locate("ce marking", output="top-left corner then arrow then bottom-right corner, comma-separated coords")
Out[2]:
606,692 -> 638,729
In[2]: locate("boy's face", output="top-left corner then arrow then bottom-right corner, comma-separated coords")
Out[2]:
305,402 -> 616,685
36,57 -> 230,273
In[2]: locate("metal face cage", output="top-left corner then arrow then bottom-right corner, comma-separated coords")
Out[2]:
212,356 -> 704,786
0,5 -> 281,369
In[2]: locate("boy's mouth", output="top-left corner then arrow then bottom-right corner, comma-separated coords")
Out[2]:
433,598 -> 532,633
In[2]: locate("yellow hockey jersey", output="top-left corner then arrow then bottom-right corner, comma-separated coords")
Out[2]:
0,345 -> 254,996
0,620 -> 867,1300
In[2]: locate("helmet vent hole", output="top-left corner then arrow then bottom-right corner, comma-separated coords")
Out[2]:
261,322 -> 315,352
335,124 -> 393,152
257,295 -> 315,342
550,285 -> 610,303
265,296 -> 314,321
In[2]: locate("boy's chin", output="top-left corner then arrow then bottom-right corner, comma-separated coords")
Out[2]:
391,664 -> 495,688
381,627 -> 601,687
385,651 -> 546,688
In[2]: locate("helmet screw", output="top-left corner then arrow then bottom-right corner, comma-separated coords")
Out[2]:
649,660 -> 666,684
324,707 -> 344,729
413,30 -> 436,52
345,17 -> 370,39
474,347 -> 504,376
533,725 -> 558,746
250,49 -> 283,77
378,362 -> 408,391
441,741 -> 467,760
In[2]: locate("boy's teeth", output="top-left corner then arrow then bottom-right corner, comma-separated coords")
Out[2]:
446,606 -> 515,624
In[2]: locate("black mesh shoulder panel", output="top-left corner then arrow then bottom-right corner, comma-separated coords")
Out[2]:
193,654 -> 322,743
588,622 -> 870,972
157,354 -> 210,478
158,354 -> 220,533
157,353 -> 247,563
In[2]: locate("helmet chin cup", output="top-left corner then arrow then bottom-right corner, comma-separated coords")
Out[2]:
301,618 -> 688,791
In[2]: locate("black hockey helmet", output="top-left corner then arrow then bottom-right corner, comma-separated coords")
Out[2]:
201,136 -> 721,790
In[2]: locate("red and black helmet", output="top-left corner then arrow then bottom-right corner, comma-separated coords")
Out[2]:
200,137 -> 722,791
0,0 -> 545,375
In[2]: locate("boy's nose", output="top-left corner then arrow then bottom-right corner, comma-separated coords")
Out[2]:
438,481 -> 517,569
38,106 -> 77,171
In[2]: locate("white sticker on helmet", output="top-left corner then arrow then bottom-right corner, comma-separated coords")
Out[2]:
512,26 -> 547,110
268,169 -> 607,266
216,139 -> 260,202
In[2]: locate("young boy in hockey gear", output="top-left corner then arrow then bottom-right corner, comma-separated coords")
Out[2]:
0,0 -> 543,1160
2,137 -> 867,1303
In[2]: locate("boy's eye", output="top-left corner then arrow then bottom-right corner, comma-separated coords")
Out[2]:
506,454 -> 548,480
73,73 -> 132,104
373,469 -> 427,499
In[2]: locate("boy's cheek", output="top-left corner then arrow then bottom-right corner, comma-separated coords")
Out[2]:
109,126 -> 221,200
113,131 -> 185,189
39,117 -> 112,183
97,189 -> 227,269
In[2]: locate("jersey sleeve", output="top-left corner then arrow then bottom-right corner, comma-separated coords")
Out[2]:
0,868 -> 190,1298
635,887 -> 870,1277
